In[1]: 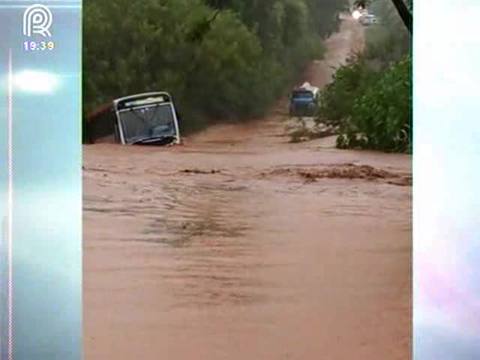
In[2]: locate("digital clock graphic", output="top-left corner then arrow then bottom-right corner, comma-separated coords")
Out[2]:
23,40 -> 55,51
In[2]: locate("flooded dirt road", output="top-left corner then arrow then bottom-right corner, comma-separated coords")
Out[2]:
84,17 -> 411,360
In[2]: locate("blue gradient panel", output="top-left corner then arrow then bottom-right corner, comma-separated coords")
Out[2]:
414,0 -> 480,358
0,1 -> 81,359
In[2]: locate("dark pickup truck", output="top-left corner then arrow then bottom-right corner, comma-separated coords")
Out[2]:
289,82 -> 319,117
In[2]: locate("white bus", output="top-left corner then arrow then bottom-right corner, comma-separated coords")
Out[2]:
86,92 -> 181,146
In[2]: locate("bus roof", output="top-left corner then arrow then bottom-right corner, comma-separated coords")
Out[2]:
114,92 -> 172,110
87,92 -> 174,123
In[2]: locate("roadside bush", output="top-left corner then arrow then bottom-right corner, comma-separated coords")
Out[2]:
317,55 -> 380,127
336,55 -> 412,153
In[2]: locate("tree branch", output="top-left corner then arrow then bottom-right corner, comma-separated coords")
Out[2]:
390,0 -> 412,34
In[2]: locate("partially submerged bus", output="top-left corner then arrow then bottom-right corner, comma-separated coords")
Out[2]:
86,92 -> 181,146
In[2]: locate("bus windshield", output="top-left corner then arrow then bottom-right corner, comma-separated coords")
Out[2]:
118,103 -> 177,144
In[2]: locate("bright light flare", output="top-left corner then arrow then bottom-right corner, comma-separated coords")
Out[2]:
13,70 -> 59,94
352,10 -> 362,20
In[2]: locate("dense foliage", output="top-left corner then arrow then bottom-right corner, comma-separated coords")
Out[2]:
83,0 -> 347,133
317,55 -> 380,126
336,55 -> 411,152
317,0 -> 412,153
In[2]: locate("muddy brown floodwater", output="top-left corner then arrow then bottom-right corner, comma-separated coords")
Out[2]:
84,17 -> 411,360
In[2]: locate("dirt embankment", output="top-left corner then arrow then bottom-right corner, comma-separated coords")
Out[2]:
84,16 -> 411,360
